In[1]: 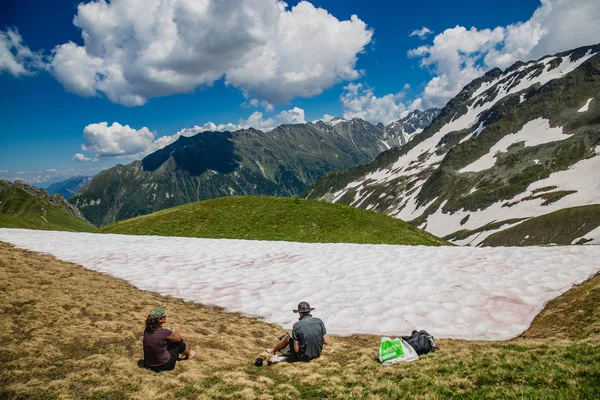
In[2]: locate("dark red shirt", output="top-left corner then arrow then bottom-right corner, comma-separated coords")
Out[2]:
143,328 -> 172,367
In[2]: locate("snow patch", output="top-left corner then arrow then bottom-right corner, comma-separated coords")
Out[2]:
327,118 -> 347,126
1,229 -> 599,341
578,98 -> 593,113
379,140 -> 391,150
451,220 -> 525,247
426,153 -> 600,239
459,122 -> 485,144
460,118 -> 571,173
575,225 -> 600,245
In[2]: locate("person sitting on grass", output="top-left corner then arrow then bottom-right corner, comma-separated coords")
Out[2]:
266,301 -> 329,362
143,306 -> 195,372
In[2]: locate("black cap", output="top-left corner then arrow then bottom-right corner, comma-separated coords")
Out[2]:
293,301 -> 315,313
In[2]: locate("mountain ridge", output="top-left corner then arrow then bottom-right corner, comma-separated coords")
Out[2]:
70,110 -> 439,226
305,43 -> 600,246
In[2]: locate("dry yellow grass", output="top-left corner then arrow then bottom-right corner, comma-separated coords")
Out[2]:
1,241 -> 599,399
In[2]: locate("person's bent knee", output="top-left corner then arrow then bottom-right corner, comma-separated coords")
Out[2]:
177,341 -> 187,354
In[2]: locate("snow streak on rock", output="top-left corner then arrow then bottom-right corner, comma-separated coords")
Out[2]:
578,98 -> 594,112
459,118 -> 572,173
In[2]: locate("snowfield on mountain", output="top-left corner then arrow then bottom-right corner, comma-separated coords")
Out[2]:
306,44 -> 600,247
2,228 -> 599,341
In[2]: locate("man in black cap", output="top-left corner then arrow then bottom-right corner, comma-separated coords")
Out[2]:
266,301 -> 329,362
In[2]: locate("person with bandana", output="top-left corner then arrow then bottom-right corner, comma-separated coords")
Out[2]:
143,306 -> 195,372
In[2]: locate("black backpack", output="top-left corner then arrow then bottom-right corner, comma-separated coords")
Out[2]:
402,330 -> 438,355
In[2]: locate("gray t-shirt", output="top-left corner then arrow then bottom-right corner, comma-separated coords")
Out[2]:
291,315 -> 327,361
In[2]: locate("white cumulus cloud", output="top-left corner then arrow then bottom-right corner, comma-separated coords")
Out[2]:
409,27 -> 433,39
80,122 -> 155,158
409,0 -> 600,108
49,0 -> 373,106
73,153 -> 93,162
167,107 -> 306,139
340,83 -> 415,124
0,28 -> 44,76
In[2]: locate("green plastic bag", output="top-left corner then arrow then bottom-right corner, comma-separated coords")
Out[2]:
378,337 -> 419,365
380,338 -> 405,361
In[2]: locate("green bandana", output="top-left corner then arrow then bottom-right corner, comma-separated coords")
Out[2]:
148,306 -> 168,319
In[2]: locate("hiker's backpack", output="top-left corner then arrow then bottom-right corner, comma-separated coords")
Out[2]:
402,330 -> 438,355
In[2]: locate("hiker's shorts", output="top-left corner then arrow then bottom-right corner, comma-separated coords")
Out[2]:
148,341 -> 186,372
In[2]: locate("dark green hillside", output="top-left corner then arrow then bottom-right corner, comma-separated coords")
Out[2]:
482,204 -> 600,246
0,180 -> 97,232
101,196 -> 449,245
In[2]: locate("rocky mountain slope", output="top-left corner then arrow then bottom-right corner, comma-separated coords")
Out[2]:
305,44 -> 600,246
384,108 -> 440,147
46,176 -> 93,199
70,110 -> 438,226
0,180 -> 95,231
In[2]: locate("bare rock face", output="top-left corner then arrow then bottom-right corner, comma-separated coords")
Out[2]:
384,108 -> 441,146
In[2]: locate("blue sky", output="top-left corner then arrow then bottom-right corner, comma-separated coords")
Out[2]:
0,0 -> 597,185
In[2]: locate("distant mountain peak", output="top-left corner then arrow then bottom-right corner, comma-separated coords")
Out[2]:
46,176 -> 93,199
384,108 -> 441,146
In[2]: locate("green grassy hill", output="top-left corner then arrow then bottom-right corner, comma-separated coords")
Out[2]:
0,180 -> 96,232
101,196 -> 449,246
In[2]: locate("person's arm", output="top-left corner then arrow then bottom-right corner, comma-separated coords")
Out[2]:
321,320 -> 329,345
267,334 -> 291,355
167,330 -> 183,342
294,339 -> 300,352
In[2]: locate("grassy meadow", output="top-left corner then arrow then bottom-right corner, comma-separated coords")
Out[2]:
1,241 -> 599,399
100,196 -> 449,246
